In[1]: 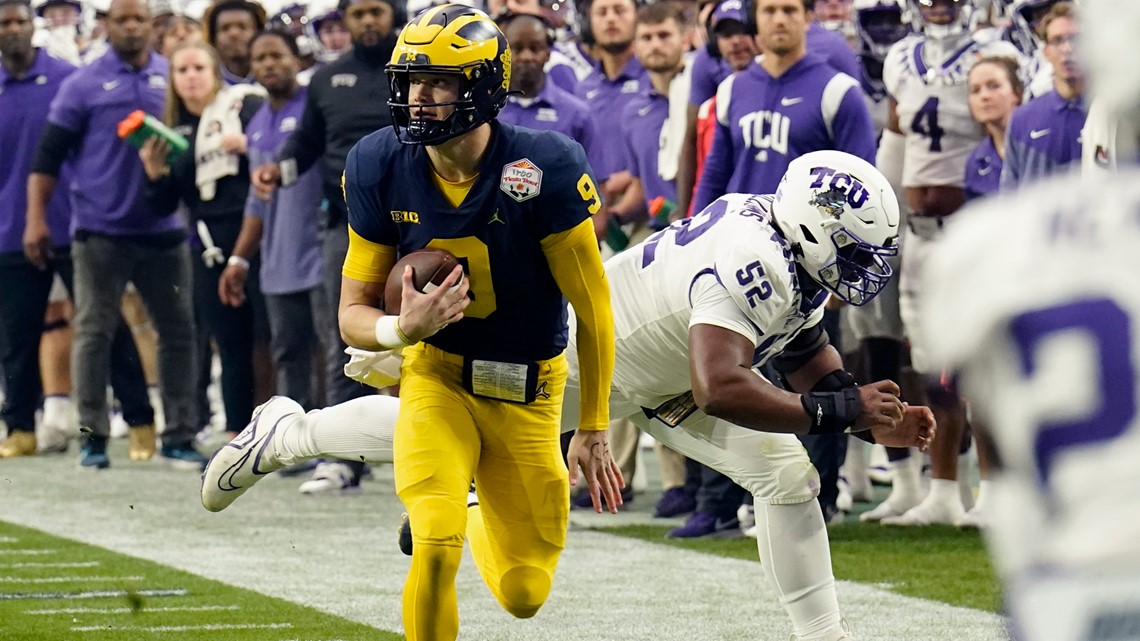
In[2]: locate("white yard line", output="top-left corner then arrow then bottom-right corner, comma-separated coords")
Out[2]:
0,589 -> 188,601
71,622 -> 292,632
0,549 -> 57,556
29,604 -> 240,615
0,561 -> 100,569
0,576 -> 143,584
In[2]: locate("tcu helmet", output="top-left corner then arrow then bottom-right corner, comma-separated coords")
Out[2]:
853,0 -> 911,60
772,151 -> 901,306
1007,0 -> 1063,53
906,0 -> 974,39
387,4 -> 511,146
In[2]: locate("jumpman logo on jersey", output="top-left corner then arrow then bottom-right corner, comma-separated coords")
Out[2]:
534,381 -> 550,400
489,210 -> 506,225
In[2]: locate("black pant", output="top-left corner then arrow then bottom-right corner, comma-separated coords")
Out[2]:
0,251 -> 152,432
192,218 -> 266,434
686,458 -> 746,521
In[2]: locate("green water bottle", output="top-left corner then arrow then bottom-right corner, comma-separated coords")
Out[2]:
649,196 -> 678,228
117,110 -> 190,162
605,216 -> 630,252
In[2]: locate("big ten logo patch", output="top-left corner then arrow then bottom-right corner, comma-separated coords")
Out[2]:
500,158 -> 543,203
739,110 -> 790,162
391,210 -> 420,224
807,166 -> 870,216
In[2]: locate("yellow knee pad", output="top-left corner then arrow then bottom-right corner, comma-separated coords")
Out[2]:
497,566 -> 551,619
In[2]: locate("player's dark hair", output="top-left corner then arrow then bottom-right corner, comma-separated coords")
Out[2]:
636,0 -> 686,28
251,28 -> 301,57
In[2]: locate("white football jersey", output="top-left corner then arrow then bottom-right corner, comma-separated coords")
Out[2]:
917,170 -> 1140,580
884,32 -> 1022,188
601,194 -> 827,409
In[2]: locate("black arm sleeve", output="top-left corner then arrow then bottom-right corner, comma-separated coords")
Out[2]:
772,322 -> 830,376
276,82 -> 325,178
31,123 -> 80,177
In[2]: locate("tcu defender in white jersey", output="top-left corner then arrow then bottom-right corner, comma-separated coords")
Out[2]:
918,172 -> 1140,641
921,3 -> 1140,637
202,151 -> 936,641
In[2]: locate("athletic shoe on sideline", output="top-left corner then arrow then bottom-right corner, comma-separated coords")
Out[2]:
201,396 -> 304,511
298,461 -> 361,495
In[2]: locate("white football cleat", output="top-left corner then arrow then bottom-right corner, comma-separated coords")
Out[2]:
298,461 -> 361,495
881,494 -> 966,527
200,396 -> 303,512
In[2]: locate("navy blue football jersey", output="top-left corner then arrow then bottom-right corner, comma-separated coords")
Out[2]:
344,122 -> 603,361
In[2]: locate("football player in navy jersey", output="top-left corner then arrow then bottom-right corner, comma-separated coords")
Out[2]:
339,5 -> 618,638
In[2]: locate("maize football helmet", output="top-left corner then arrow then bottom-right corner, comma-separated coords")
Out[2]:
387,3 -> 511,146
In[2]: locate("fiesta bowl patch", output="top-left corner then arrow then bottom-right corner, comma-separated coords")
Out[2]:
500,159 -> 543,203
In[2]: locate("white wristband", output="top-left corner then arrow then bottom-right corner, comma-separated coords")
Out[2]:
226,255 -> 250,270
375,315 -> 413,350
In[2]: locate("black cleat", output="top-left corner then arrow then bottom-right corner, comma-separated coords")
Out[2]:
398,513 -> 413,556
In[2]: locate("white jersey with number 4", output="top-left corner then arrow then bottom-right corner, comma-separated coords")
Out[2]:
593,193 -> 827,411
885,32 -> 1021,189
917,170 -> 1140,584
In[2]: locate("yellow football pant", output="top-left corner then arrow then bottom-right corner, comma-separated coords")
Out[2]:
394,343 -> 570,641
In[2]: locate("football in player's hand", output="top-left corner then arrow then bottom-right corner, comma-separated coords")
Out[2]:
383,248 -> 462,314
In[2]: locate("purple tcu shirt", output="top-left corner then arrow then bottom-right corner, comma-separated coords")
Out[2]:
0,49 -> 76,255
575,55 -> 648,181
693,54 -> 877,213
245,88 -> 324,296
47,48 -> 180,237
1000,90 -> 1086,189
622,89 -> 674,222
689,46 -> 733,107
499,80 -> 601,174
964,135 -> 1002,201
807,21 -> 863,82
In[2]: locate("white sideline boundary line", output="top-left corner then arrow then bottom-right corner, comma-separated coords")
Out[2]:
29,605 -> 240,615
1,561 -> 100,569
0,549 -> 58,556
71,622 -> 293,632
0,537 -> 19,543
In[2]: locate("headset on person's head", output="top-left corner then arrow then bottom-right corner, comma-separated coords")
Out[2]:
494,7 -> 558,45
704,0 -> 755,57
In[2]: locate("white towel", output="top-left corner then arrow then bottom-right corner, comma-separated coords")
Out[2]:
195,83 -> 265,201
657,52 -> 694,184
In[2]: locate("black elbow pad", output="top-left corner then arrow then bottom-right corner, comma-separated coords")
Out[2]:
773,322 -> 829,376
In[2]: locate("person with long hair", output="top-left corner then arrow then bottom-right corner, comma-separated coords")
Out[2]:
965,56 -> 1023,201
139,41 -> 265,440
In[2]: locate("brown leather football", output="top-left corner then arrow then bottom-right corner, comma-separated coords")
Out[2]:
383,248 -> 461,314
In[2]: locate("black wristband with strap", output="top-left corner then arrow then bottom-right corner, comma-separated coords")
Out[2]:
801,370 -> 862,435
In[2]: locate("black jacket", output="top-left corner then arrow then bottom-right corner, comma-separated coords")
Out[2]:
277,37 -> 397,227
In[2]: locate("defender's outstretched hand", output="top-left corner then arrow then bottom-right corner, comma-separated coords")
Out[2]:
871,403 -> 937,451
